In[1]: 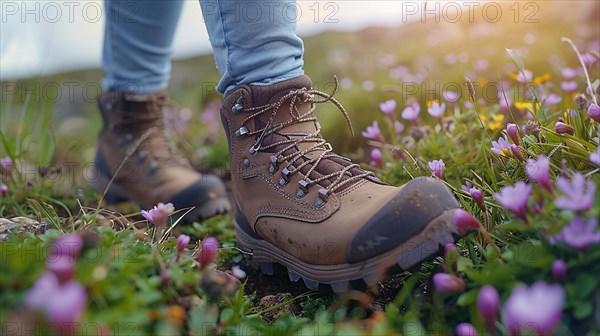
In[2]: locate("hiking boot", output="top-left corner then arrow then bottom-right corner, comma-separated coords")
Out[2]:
92,91 -> 231,220
221,75 -> 463,292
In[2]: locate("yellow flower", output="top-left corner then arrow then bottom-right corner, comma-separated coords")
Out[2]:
488,122 -> 504,131
480,115 -> 488,122
491,113 -> 505,122
533,73 -> 551,85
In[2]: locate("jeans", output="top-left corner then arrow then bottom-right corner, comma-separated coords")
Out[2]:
102,0 -> 305,96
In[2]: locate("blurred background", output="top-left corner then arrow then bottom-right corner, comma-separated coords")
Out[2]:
1,0 -> 599,190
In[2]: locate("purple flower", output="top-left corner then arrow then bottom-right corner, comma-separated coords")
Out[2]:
25,272 -> 87,333
428,159 -> 445,179
444,243 -> 457,255
554,121 -> 575,135
544,93 -> 562,107
379,99 -> 397,115
503,281 -> 564,336
198,236 -> 219,269
453,209 -> 481,235
510,144 -> 525,162
370,148 -> 383,168
0,184 -> 7,197
587,103 -> 600,122
560,67 -> 577,80
552,259 -> 567,282
560,81 -> 578,92
469,187 -> 484,208
141,202 -> 175,227
177,234 -> 191,252
46,255 -> 75,283
401,102 -> 420,121
427,101 -> 446,118
433,273 -> 465,293
555,173 -> 595,211
526,155 -> 553,193
50,234 -> 84,259
551,217 -> 600,250
516,69 -> 533,83
590,147 -> 600,167
491,135 -> 511,156
456,323 -> 478,336
394,121 -> 405,135
581,52 -> 598,68
443,90 -> 460,103
1,156 -> 13,172
461,181 -> 473,192
477,285 -> 500,324
494,182 -> 531,221
231,265 -> 246,279
506,123 -> 520,146
361,121 -> 382,141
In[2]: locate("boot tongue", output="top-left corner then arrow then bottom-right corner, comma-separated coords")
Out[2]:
249,75 -> 358,191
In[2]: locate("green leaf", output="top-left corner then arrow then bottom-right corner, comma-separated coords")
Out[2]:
456,289 -> 478,307
573,301 -> 593,319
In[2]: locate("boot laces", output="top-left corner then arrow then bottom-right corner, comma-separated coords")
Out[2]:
241,77 -> 375,198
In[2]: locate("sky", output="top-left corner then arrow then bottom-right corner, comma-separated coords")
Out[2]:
1,0 -> 416,80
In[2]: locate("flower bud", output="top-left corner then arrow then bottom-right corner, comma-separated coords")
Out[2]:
469,187 -> 484,208
1,156 -> 13,173
391,146 -> 405,160
0,184 -> 7,197
46,255 -> 75,283
587,103 -> 600,122
433,273 -> 465,293
456,323 -> 479,336
506,123 -> 520,146
453,209 -> 480,235
510,144 -> 525,162
574,94 -> 589,111
554,121 -> 574,135
552,259 -> 567,282
198,237 -> 219,269
51,234 -> 84,259
477,285 -> 500,324
177,234 -> 191,252
444,243 -> 457,255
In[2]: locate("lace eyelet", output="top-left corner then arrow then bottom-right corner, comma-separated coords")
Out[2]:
315,188 -> 329,207
279,177 -> 288,186
296,189 -> 306,198
243,158 -> 250,167
232,103 -> 243,113
148,160 -> 159,175
235,127 -> 249,138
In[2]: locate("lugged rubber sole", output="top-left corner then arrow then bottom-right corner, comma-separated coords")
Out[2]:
235,209 -> 463,293
92,169 -> 230,221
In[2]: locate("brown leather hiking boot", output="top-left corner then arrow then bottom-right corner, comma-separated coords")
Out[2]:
92,91 -> 231,220
221,75 -> 463,292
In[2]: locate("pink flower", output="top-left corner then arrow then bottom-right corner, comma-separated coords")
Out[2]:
587,103 -> 600,122
503,282 -> 564,336
50,234 -> 84,259
516,69 -> 533,83
433,273 -> 465,293
477,285 -> 500,324
510,144 -> 525,162
394,121 -> 404,135
141,202 -> 175,227
401,102 -> 420,121
494,182 -> 531,221
581,52 -> 598,68
428,159 -> 445,179
370,148 -> 383,168
427,101 -> 446,118
361,121 -> 382,141
469,187 -> 484,208
177,234 -> 191,252
453,209 -> 480,235
560,81 -> 578,92
550,217 -> 600,250
560,67 -> 577,79
443,90 -> 460,103
544,93 -> 562,107
456,323 -> 478,336
0,184 -> 7,197
552,259 -> 567,282
25,272 -> 87,334
379,99 -> 397,115
590,147 -> 600,167
506,123 -> 520,145
46,255 -> 75,283
554,121 -> 575,135
491,135 -> 511,156
555,173 -> 595,211
1,156 -> 13,172
526,155 -> 553,193
198,236 -> 219,269
444,243 -> 457,255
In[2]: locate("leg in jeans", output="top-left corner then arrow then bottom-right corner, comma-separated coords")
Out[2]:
204,0 -> 462,291
102,0 -> 184,94
94,0 -> 230,219
199,0 -> 305,95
